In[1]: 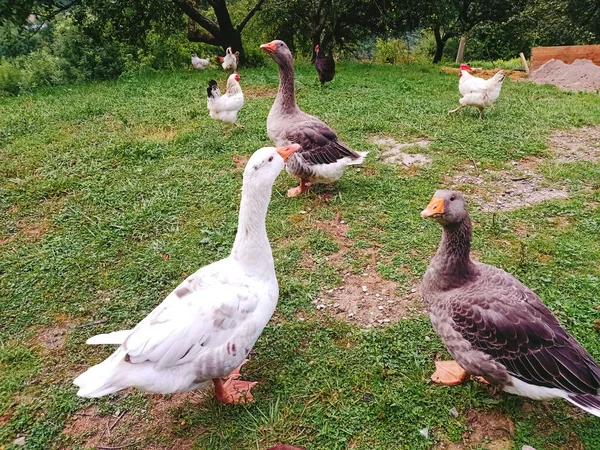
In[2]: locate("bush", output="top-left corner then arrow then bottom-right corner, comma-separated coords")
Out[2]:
373,38 -> 411,64
0,60 -> 23,95
243,47 -> 267,67
14,49 -> 66,88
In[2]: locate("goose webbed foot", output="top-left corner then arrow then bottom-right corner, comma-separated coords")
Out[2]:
287,180 -> 311,197
431,360 -> 470,386
213,359 -> 257,404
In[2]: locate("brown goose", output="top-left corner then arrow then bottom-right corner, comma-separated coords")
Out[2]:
421,190 -> 600,416
260,40 -> 367,197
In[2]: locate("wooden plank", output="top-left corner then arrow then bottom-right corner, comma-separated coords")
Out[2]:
519,52 -> 529,74
530,45 -> 600,71
455,36 -> 467,63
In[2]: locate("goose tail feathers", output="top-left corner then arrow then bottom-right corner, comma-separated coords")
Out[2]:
348,151 -> 368,165
73,352 -> 126,398
567,394 -> 600,417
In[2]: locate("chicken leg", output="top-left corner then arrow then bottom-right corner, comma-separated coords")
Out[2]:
448,105 -> 465,115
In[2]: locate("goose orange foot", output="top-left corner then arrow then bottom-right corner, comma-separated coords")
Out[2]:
213,359 -> 257,404
287,180 -> 311,197
431,360 -> 470,386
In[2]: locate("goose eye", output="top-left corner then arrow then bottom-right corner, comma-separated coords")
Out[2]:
268,156 -> 274,162
450,196 -> 456,201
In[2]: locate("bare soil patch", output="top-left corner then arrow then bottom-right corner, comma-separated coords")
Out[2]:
137,127 -> 177,141
62,392 -> 205,449
36,323 -> 70,350
1,216 -> 52,246
441,67 -> 527,81
530,59 -> 600,92
435,409 -> 514,450
244,86 -> 278,99
19,218 -> 51,240
548,126 -> 600,162
310,218 -> 424,327
449,160 -> 568,212
232,154 -> 250,170
370,136 -> 432,167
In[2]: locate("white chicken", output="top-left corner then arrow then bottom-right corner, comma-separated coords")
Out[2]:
191,52 -> 210,70
207,72 -> 244,137
222,47 -> 239,71
449,64 -> 505,119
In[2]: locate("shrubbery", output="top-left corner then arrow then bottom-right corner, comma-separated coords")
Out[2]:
0,14 -> 221,96
0,59 -> 22,95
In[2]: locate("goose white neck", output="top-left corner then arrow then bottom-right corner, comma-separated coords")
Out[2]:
230,180 -> 275,278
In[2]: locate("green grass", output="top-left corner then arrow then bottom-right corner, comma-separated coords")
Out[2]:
1,62 -> 600,450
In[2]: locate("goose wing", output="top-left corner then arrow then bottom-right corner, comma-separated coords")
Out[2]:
446,266 -> 600,394
285,119 -> 359,165
119,261 -> 260,371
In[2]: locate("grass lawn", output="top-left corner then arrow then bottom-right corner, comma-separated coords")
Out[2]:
1,61 -> 600,450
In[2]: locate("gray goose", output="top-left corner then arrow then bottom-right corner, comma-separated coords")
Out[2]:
260,40 -> 367,197
421,190 -> 600,416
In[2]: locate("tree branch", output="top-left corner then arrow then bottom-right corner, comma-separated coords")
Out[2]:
171,0 -> 221,38
237,0 -> 267,31
187,21 -> 219,44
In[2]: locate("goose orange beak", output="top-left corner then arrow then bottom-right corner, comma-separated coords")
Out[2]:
260,42 -> 277,54
421,197 -> 445,218
276,144 -> 300,161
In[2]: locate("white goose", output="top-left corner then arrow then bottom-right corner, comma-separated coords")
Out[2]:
74,144 -> 300,403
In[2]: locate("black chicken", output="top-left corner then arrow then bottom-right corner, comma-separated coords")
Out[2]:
314,44 -> 335,86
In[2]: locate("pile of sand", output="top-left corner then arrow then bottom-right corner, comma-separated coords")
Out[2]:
530,59 -> 600,92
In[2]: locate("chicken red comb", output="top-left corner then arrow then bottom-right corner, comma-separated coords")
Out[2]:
459,63 -> 471,71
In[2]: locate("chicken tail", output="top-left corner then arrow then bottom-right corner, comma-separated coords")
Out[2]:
491,70 -> 506,84
207,80 -> 220,99
347,151 -> 368,165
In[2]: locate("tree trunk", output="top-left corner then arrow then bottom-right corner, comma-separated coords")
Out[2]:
433,25 -> 445,64
173,0 -> 267,66
432,24 -> 454,64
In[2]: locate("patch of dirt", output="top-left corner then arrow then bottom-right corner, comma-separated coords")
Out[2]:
18,217 -> 51,240
548,126 -> 600,162
310,218 -> 425,327
441,67 -> 528,81
244,86 -> 278,99
1,217 -> 51,246
232,154 -> 250,170
35,323 -> 70,350
138,127 -> 177,141
370,136 -> 432,167
62,392 -> 205,449
530,59 -> 600,92
435,409 -> 514,450
448,160 -> 568,212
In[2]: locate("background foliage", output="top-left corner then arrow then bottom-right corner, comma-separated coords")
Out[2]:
1,0 -> 599,95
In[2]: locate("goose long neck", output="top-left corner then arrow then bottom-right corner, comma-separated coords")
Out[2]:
231,182 -> 274,278
275,57 -> 298,113
431,217 -> 477,288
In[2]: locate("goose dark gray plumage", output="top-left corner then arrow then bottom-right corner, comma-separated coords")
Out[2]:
421,189 -> 600,416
